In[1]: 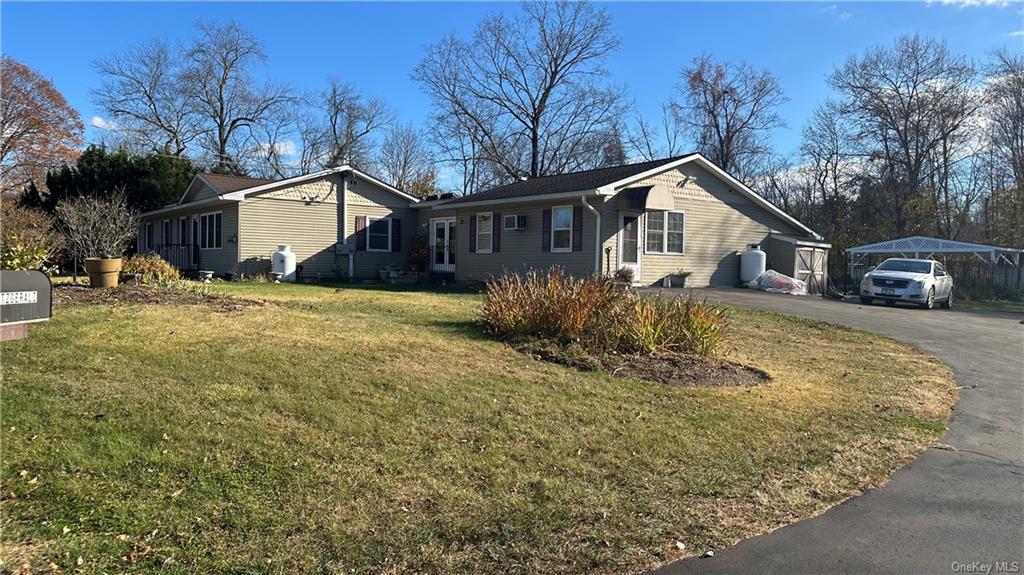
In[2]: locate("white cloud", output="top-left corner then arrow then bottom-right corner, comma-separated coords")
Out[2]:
1009,29 -> 1024,37
89,116 -> 117,131
255,140 -> 297,157
818,4 -> 853,20
926,0 -> 1010,8
272,140 -> 297,157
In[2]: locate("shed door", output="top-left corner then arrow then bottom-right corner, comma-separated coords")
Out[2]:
796,248 -> 826,294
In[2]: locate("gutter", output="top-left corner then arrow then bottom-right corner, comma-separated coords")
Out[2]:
432,189 -> 595,210
139,196 -> 235,218
581,194 -> 602,275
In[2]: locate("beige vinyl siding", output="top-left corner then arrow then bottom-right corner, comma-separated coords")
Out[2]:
345,178 -> 417,279
604,164 -> 802,287
452,199 -> 601,282
138,202 -> 240,276
237,176 -> 340,279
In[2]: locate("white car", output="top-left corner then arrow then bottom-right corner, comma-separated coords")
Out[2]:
859,258 -> 954,309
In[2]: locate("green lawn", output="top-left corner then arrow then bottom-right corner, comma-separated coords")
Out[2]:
1,283 -> 954,574
956,298 -> 1024,314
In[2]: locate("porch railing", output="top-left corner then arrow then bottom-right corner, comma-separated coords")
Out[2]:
153,243 -> 198,271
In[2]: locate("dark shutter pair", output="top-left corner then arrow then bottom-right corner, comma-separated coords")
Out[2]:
353,215 -> 401,252
541,207 -> 583,252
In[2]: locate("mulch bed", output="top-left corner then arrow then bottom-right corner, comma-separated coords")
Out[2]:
513,338 -> 768,388
52,283 -> 263,312
600,352 -> 768,388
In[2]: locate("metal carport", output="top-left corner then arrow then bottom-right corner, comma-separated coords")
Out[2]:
847,235 -> 1022,297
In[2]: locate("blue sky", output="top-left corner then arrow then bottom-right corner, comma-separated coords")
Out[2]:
3,1 -> 1022,170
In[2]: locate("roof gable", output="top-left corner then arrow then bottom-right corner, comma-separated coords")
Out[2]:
201,173 -> 278,194
179,173 -> 279,204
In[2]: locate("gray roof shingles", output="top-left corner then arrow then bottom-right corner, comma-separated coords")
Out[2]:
200,173 -> 279,194
439,155 -> 695,206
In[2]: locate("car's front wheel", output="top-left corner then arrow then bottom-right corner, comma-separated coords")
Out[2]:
860,296 -> 873,305
941,288 -> 953,309
920,287 -> 935,310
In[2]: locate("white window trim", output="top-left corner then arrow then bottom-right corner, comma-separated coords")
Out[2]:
550,205 -> 573,253
644,210 -> 686,255
199,211 -> 223,251
366,216 -> 392,252
476,212 -> 493,254
144,222 -> 153,251
162,219 -> 172,246
503,214 -> 520,230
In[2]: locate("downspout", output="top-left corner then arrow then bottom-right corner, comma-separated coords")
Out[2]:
342,174 -> 354,279
581,194 -> 601,275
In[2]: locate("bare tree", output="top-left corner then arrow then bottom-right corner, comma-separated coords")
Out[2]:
245,103 -> 300,179
415,1 -> 623,188
1,57 -> 83,195
429,113 -> 495,195
674,54 -> 787,179
93,40 -> 199,156
829,34 -> 979,235
377,123 -> 435,192
625,103 -> 686,161
301,79 -> 390,171
182,21 -> 292,174
801,102 -> 854,210
984,47 -> 1024,189
56,190 -> 139,259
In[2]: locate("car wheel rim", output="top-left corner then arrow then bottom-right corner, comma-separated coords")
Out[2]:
927,290 -> 934,308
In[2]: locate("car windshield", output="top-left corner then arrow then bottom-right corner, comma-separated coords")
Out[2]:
876,260 -> 931,274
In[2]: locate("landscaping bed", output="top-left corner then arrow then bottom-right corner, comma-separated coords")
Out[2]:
513,338 -> 768,388
52,282 -> 262,312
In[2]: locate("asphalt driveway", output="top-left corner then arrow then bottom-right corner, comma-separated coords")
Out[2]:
647,288 -> 1024,575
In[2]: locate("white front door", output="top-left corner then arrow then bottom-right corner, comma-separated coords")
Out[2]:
431,218 -> 456,273
618,212 -> 641,281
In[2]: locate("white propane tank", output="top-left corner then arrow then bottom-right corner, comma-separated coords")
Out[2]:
272,245 -> 297,282
740,244 -> 767,284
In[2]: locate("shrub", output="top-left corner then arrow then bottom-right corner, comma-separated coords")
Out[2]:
0,201 -> 61,271
56,190 -> 138,259
482,268 -> 730,357
121,253 -> 180,285
613,267 -> 634,284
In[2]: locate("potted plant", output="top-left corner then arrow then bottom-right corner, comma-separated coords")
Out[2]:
56,191 -> 139,288
665,269 -> 692,289
613,267 -> 634,286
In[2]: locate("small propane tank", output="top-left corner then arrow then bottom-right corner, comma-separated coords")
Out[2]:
272,245 -> 297,282
740,244 -> 767,284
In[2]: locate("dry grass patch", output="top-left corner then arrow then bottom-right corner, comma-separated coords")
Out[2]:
1,283 -> 954,574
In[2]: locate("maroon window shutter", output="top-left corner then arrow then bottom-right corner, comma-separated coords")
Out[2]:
391,218 -> 401,252
355,216 -> 366,251
492,212 -> 501,253
572,206 -> 583,252
542,209 -> 551,252
469,214 -> 477,253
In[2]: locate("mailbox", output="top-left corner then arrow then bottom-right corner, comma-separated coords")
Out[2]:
1,270 -> 52,341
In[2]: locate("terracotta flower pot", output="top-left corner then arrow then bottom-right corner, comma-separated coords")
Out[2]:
84,257 -> 123,288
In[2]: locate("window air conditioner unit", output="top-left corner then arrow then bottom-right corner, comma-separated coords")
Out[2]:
503,214 -> 527,230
